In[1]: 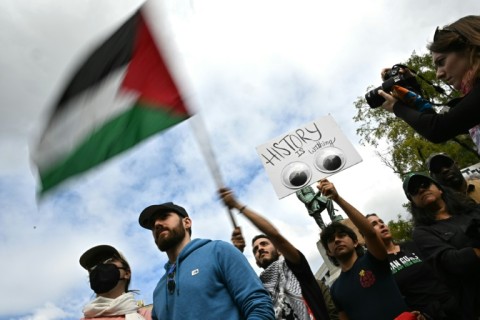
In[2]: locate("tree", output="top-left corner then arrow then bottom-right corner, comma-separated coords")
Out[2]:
353,51 -> 480,179
387,214 -> 413,242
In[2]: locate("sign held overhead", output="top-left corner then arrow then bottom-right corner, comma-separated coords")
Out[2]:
256,115 -> 362,199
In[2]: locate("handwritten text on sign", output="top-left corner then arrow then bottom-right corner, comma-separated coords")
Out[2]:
256,115 -> 362,199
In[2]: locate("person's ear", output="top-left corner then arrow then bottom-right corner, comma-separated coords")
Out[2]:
183,217 -> 192,229
353,239 -> 359,248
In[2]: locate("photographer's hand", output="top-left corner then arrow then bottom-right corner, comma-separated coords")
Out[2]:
378,89 -> 398,112
380,68 -> 390,79
381,66 -> 414,79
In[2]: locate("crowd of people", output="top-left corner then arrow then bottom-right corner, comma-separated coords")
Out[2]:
78,14 -> 480,320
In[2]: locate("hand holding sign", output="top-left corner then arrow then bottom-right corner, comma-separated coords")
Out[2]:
317,179 -> 338,201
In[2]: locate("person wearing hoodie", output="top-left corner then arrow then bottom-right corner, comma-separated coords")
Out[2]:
138,202 -> 275,320
79,245 -> 152,320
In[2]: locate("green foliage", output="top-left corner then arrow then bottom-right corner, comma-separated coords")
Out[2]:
388,214 -> 413,242
353,52 -> 480,179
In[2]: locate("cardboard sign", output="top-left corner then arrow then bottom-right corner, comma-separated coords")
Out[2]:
461,162 -> 480,178
256,115 -> 362,198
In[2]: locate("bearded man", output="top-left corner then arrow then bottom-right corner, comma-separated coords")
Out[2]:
426,152 -> 480,203
138,202 -> 274,320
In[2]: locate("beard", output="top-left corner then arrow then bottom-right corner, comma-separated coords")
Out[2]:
436,169 -> 464,190
155,220 -> 186,252
257,250 -> 280,269
333,245 -> 356,263
444,172 -> 465,190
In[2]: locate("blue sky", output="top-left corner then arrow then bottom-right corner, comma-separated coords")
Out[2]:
1,0 -> 479,319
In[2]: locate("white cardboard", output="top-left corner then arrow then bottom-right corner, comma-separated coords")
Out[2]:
256,115 -> 363,198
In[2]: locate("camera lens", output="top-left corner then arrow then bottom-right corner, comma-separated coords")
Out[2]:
365,87 -> 385,108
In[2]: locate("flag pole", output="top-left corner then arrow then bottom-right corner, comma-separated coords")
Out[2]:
190,115 -> 238,228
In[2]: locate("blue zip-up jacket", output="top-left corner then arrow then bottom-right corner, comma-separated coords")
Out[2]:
151,239 -> 275,320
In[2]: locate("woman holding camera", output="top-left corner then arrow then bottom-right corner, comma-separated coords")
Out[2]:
403,172 -> 480,319
379,15 -> 480,152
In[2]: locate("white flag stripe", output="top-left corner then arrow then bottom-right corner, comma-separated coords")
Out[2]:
33,67 -> 139,171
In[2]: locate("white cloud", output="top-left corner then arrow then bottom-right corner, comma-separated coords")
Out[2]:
1,0 -> 480,318
16,302 -> 74,320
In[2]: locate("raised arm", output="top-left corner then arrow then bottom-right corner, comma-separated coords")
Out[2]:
317,179 -> 387,261
231,227 -> 246,253
219,187 -> 302,265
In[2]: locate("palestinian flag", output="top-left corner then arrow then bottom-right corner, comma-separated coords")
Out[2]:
32,8 -> 190,194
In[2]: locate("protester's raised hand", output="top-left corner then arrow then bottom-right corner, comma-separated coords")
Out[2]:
218,187 -> 241,210
231,227 -> 246,253
317,179 -> 339,201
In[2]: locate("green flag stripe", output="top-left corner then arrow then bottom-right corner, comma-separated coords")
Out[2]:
40,104 -> 189,193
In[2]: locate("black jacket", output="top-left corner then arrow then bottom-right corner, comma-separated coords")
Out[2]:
413,210 -> 480,320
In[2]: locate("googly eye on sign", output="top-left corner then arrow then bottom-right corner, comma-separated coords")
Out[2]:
256,115 -> 362,199
314,147 -> 346,173
281,162 -> 312,189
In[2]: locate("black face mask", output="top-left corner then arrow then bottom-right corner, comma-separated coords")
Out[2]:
89,263 -> 121,294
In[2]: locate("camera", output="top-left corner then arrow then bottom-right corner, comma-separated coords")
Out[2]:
365,64 -> 421,108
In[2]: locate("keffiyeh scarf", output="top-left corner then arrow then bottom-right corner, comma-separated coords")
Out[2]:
83,292 -> 145,320
260,257 -> 311,320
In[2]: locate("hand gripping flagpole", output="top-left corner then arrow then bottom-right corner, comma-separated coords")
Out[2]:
190,115 -> 238,228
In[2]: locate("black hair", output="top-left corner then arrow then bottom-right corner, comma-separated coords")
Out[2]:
411,186 -> 477,226
251,234 -> 269,246
361,213 -> 378,238
108,253 -> 131,292
320,221 -> 364,266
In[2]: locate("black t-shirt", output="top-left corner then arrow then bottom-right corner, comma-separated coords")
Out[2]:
330,252 -> 407,320
413,211 -> 480,320
388,241 -> 459,319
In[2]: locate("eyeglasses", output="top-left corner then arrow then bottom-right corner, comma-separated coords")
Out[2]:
434,26 -> 468,43
408,179 -> 432,196
167,264 -> 176,294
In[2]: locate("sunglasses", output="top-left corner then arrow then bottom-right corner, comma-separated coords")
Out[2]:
434,26 -> 468,43
167,264 -> 176,294
408,179 -> 432,196
89,257 -> 127,271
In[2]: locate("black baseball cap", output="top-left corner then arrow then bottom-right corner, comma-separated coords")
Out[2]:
139,202 -> 189,230
79,245 -> 126,270
426,153 -> 454,173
